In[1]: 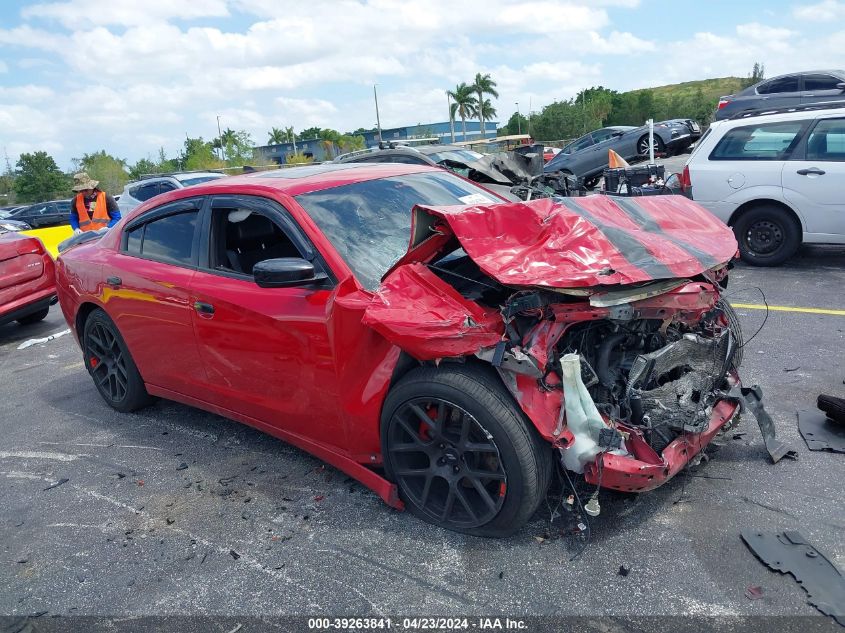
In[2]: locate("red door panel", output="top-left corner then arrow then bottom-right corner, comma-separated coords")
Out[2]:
188,270 -> 345,450
101,253 -> 207,398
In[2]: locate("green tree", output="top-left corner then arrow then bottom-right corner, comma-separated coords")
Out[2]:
14,151 -> 69,202
742,62 -> 765,88
472,73 -> 499,138
285,152 -> 313,165
447,82 -> 478,141
297,127 -> 323,141
128,158 -> 158,180
221,130 -> 255,167
479,99 -> 497,134
0,149 -> 15,204
75,150 -> 129,195
268,127 -> 287,144
500,111 -> 528,136
181,137 -> 224,171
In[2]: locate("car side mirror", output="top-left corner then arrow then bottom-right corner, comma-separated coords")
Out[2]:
612,131 -> 624,137
253,258 -> 326,288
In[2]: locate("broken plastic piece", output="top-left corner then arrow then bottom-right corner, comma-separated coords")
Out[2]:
741,530 -> 845,625
723,385 -> 798,463
745,585 -> 764,601
797,410 -> 845,453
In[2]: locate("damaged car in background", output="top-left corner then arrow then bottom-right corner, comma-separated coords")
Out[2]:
54,163 -> 791,537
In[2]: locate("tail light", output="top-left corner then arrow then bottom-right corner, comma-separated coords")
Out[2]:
680,165 -> 692,193
717,98 -> 730,110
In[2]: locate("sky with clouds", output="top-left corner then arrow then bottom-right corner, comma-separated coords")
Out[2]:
1,0 -> 844,169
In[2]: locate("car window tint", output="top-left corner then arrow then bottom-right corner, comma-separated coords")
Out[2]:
803,74 -> 842,91
126,225 -> 142,255
139,211 -> 197,265
571,135 -> 594,152
158,182 -> 178,193
56,201 -> 71,213
806,118 -> 845,160
133,183 -> 160,202
591,129 -> 617,143
757,76 -> 799,94
296,171 -> 500,291
709,121 -> 806,160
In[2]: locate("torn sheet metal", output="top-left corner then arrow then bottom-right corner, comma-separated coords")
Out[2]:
797,409 -> 845,453
363,262 -> 503,360
722,385 -> 798,463
741,530 -> 845,626
409,195 -> 737,288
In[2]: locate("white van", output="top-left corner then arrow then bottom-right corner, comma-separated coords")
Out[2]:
682,103 -> 845,265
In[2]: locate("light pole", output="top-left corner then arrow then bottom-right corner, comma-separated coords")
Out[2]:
216,115 -> 224,161
515,102 -> 521,135
374,85 -> 383,144
447,91 -> 455,143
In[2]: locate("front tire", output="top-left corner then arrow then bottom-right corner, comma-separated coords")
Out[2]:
733,205 -> 801,266
83,309 -> 152,412
381,364 -> 551,537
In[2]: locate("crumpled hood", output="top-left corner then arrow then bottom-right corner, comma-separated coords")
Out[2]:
399,194 -> 737,288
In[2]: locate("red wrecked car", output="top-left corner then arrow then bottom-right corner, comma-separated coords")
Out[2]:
1,230 -> 56,328
55,163 -> 789,536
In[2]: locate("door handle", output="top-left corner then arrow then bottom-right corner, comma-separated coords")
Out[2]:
193,301 -> 215,315
106,276 -> 122,286
796,167 -> 825,176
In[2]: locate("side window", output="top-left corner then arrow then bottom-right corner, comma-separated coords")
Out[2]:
158,181 -> 178,193
571,135 -> 594,152
803,74 -> 842,91
132,183 -> 160,202
209,205 -> 305,277
56,201 -> 71,213
123,211 -> 198,266
806,118 -> 845,161
591,129 -> 617,144
388,155 -> 429,165
757,76 -> 799,94
709,121 -> 806,160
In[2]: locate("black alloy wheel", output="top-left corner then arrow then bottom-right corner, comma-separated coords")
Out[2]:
386,397 -> 506,529
381,364 -> 551,537
83,309 -> 152,412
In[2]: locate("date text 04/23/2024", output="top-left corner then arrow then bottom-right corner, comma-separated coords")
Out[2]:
307,617 -> 528,630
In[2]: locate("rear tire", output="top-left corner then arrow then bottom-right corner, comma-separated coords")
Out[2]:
381,364 -> 552,537
17,308 -> 49,325
733,205 -> 801,266
83,308 -> 152,412
637,134 -> 665,156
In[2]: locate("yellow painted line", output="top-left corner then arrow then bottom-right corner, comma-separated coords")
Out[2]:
730,302 -> 845,316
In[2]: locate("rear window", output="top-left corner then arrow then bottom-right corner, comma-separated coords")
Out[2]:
179,175 -> 224,186
709,121 -> 806,160
803,74 -> 842,91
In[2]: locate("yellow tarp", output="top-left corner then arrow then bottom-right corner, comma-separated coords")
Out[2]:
20,226 -> 73,259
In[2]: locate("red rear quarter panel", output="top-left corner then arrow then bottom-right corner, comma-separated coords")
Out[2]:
0,233 -> 56,318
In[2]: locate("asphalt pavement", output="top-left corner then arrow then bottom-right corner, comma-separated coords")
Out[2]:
1,191 -> 844,626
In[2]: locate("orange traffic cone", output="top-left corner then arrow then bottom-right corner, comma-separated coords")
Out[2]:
608,149 -> 630,169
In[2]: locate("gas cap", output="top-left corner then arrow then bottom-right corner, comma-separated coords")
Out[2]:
727,173 -> 746,189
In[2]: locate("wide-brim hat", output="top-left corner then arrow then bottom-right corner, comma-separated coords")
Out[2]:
71,172 -> 99,192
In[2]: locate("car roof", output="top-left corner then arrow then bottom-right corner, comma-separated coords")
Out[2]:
172,172 -> 226,181
167,162 -> 438,198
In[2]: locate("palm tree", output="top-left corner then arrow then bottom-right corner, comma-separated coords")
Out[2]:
220,128 -> 237,147
479,99 -> 497,136
447,82 -> 478,141
268,127 -> 287,144
472,73 -> 499,139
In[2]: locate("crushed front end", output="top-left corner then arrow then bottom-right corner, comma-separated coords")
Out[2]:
365,195 -> 792,494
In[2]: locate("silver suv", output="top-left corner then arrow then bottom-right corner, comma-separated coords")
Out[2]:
683,103 -> 845,265
118,172 -> 227,213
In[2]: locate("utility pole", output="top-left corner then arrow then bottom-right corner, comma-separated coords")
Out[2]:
447,91 -> 455,143
374,85 -> 383,143
528,97 -> 532,138
515,102 -> 521,135
289,128 -> 297,154
216,115 -> 224,161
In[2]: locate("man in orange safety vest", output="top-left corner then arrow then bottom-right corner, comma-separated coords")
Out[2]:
69,172 -> 121,234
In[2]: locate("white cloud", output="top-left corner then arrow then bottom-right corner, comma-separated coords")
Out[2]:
792,0 -> 845,21
22,0 -> 229,28
0,60 -> 7,73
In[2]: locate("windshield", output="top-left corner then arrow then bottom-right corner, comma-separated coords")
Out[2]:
295,171 -> 500,291
179,175 -> 225,186
427,149 -> 485,164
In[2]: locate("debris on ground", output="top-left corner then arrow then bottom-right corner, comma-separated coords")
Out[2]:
229,550 -> 240,560
42,477 -> 69,491
798,410 -> 845,453
618,565 -> 630,577
745,585 -> 764,600
16,329 -> 71,350
818,394 -> 845,424
741,530 -> 845,625
176,462 -> 188,470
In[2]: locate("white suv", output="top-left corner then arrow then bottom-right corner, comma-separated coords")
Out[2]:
118,172 -> 227,214
682,103 -> 845,265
